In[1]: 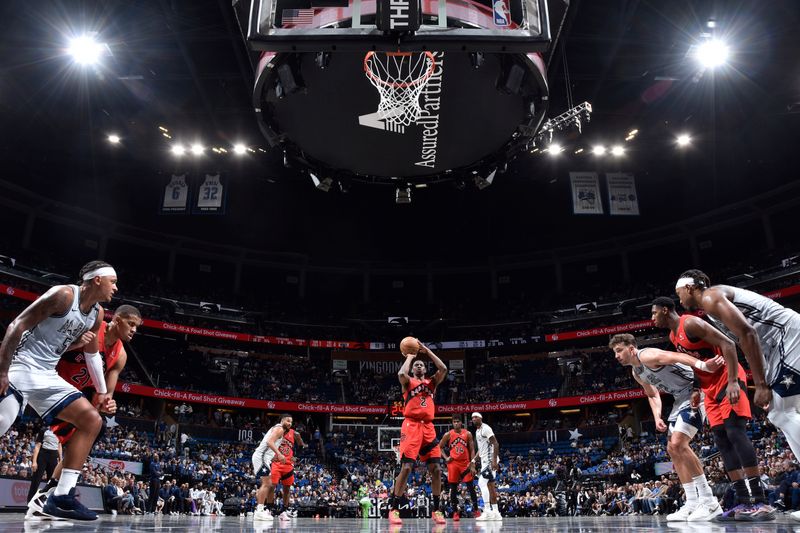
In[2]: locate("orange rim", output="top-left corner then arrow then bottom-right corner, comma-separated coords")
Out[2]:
364,51 -> 436,89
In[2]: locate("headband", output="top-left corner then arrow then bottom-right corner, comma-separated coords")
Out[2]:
675,277 -> 696,290
82,266 -> 117,281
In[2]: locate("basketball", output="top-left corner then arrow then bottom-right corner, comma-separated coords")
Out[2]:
400,336 -> 420,356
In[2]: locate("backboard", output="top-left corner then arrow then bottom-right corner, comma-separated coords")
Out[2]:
235,0 -> 551,52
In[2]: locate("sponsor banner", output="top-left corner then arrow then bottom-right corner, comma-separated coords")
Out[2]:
654,461 -> 675,476
117,380 -> 645,413
570,172 -> 603,214
606,172 -> 640,215
0,478 -> 103,510
763,285 -> 800,300
545,320 -> 655,343
333,350 -> 465,361
89,457 -> 144,475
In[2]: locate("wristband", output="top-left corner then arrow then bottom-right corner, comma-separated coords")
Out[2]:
694,360 -> 710,372
84,351 -> 108,393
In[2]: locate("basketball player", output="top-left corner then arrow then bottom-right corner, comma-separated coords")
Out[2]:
609,334 -> 722,521
26,304 -> 142,518
439,414 -> 479,520
252,414 -> 306,521
652,297 -> 775,521
388,340 -> 447,525
472,412 -> 501,521
675,269 -> 800,521
0,260 -> 116,520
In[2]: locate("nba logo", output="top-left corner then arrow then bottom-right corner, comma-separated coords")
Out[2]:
493,0 -> 510,27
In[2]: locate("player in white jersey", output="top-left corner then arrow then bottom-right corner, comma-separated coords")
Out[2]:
609,334 -> 723,521
471,412 -> 502,522
0,260 -> 117,521
676,269 -> 800,521
252,414 -> 302,521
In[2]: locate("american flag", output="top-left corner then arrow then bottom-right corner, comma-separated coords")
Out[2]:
282,8 -> 316,27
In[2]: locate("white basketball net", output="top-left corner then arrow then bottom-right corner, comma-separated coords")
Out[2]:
364,51 -> 436,127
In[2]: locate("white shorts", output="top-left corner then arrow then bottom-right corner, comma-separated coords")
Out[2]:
8,364 -> 83,424
668,404 -> 705,439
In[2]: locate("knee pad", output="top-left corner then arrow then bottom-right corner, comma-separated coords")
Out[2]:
712,427 -> 742,471
723,417 -> 758,468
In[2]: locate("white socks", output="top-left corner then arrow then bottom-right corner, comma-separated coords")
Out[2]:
55,468 -> 80,496
693,474 -> 713,500
256,504 -> 264,512
683,481 -> 697,504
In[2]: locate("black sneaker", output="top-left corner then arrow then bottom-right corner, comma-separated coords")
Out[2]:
42,489 -> 98,521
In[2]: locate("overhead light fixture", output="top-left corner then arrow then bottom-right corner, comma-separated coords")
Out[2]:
592,145 -> 606,156
547,143 -> 563,156
676,133 -> 692,147
107,134 -> 120,144
171,144 -> 185,156
395,186 -> 411,204
610,145 -> 625,157
473,169 -> 497,190
628,129 -> 639,136
706,18 -> 717,29
158,126 -> 169,133
574,148 -> 584,154
696,39 -> 730,69
67,34 -> 105,66
233,144 -> 247,155
190,143 -> 204,156
310,172 -> 332,192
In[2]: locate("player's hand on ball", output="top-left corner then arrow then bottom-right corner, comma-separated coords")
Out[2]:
655,419 -> 668,433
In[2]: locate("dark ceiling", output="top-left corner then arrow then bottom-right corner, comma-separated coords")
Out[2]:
0,0 -> 798,262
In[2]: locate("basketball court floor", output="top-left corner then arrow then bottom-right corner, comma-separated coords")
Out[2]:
5,515 -> 800,532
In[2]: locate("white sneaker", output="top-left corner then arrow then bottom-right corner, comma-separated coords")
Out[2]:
25,487 -> 55,520
288,509 -> 297,518
791,510 -> 800,522
666,502 -> 698,522
253,509 -> 273,521
490,510 -> 503,521
686,498 -> 723,522
279,510 -> 292,521
475,510 -> 490,521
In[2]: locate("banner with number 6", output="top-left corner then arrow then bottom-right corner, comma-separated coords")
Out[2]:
161,174 -> 189,214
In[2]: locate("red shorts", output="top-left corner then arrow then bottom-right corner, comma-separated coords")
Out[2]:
399,418 -> 442,463
270,461 -> 295,486
705,366 -> 752,427
447,460 -> 473,483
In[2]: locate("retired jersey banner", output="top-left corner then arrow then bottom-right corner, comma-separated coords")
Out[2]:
570,172 -> 603,214
161,174 -> 189,214
606,172 -> 640,215
194,173 -> 226,214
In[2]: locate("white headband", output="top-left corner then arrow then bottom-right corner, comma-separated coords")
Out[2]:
471,412 -> 482,419
675,277 -> 696,290
83,267 -> 117,281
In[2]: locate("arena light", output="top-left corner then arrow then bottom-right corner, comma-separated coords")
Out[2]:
676,134 -> 692,147
592,145 -> 606,156
696,39 -> 730,69
309,172 -> 332,192
67,35 -> 105,66
547,143 -> 563,156
233,143 -> 247,155
190,143 -> 204,156
170,144 -> 185,156
107,134 -> 120,144
395,186 -> 411,204
611,145 -> 625,157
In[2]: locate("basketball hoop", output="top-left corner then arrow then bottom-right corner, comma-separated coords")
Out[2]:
364,51 -> 436,126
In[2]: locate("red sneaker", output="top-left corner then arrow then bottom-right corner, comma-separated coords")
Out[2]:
452,512 -> 460,521
389,510 -> 402,525
432,510 -> 446,524
473,509 -> 482,519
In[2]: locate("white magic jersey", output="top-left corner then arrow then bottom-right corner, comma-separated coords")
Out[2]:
475,423 -> 495,466
706,286 -> 800,386
633,347 -> 695,421
253,424 -> 282,469
12,285 -> 100,372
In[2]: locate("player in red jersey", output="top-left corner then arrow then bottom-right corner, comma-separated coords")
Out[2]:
26,305 -> 141,518
652,297 -> 774,522
439,415 -> 478,521
388,340 -> 447,525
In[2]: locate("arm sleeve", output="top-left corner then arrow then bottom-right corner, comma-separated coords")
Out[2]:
84,351 -> 108,393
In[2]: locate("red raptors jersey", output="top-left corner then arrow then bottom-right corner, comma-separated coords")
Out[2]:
403,377 -> 436,422
56,321 -> 123,390
448,429 -> 470,463
276,428 -> 295,461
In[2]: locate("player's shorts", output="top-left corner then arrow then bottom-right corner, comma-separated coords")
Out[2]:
770,362 -> 800,398
447,460 -> 473,483
668,404 -> 705,439
705,380 -> 752,428
8,364 -> 83,424
399,418 -> 441,463
270,461 -> 294,486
